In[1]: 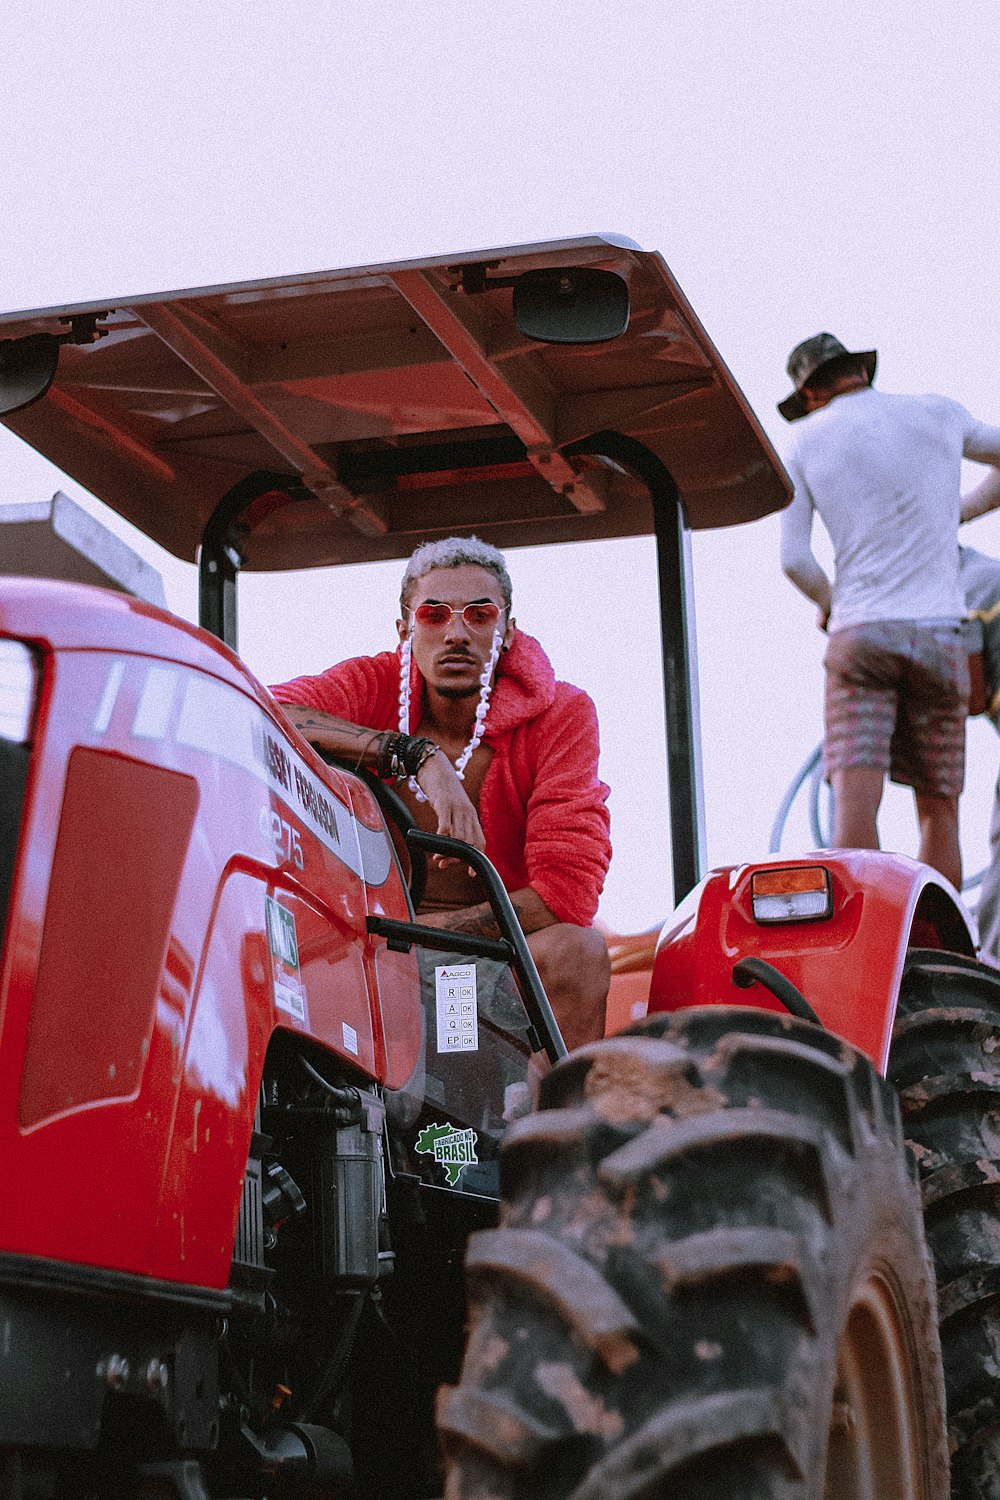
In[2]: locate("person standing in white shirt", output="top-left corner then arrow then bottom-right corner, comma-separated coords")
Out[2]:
779,332 -> 1000,889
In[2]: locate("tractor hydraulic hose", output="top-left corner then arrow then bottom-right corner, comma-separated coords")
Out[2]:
298,1291 -> 368,1422
732,956 -> 823,1027
768,742 -> 827,852
298,1057 -> 364,1122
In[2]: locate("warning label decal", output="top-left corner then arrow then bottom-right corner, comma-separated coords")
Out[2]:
266,895 -> 307,1024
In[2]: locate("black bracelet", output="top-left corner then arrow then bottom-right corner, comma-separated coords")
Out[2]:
403,736 -> 439,777
375,732 -> 440,780
375,732 -> 401,780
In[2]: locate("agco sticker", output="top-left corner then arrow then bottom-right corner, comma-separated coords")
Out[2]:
435,964 -> 478,1053
414,1122 -> 479,1185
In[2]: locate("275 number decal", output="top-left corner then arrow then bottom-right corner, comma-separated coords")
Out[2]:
260,807 -> 304,869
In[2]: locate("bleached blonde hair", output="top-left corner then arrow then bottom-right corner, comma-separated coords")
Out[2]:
399,536 -> 512,612
397,536 -> 508,796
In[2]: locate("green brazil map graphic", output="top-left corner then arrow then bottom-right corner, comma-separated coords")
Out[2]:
414,1122 -> 479,1186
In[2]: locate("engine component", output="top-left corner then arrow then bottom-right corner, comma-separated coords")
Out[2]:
312,1090 -> 388,1289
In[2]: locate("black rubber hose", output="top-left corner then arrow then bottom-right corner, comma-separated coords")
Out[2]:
732,956 -> 823,1027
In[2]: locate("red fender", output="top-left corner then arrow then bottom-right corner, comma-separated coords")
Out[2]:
647,851 -> 976,1073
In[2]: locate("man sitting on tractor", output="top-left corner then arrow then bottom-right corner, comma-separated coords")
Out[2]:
270,536 -> 612,1050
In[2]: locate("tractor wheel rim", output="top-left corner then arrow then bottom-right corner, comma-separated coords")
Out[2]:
824,1269 -> 929,1499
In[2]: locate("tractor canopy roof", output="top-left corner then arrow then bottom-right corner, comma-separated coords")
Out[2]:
0,236 -> 790,571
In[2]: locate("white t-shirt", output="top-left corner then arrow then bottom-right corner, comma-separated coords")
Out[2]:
780,386 -> 1000,634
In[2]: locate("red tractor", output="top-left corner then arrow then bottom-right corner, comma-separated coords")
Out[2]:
0,238 -> 996,1499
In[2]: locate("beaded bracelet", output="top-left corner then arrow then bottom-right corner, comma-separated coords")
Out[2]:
375,732 -> 440,781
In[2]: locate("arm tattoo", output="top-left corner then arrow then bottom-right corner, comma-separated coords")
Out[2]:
289,714 -> 370,741
441,889 -> 553,941
442,904 -> 503,940
281,708 -> 387,768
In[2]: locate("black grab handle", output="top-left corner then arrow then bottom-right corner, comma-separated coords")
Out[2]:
366,829 -> 566,1063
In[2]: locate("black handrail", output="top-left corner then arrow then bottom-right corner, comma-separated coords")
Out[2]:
199,471 -> 309,649
366,829 -> 566,1063
565,430 -> 705,902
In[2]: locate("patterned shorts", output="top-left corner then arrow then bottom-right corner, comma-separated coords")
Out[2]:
823,621 -> 969,797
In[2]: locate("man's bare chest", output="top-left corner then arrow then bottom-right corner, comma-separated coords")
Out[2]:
395,739 -> 494,912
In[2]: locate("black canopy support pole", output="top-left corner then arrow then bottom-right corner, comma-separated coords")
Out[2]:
564,431 -> 707,902
198,539 -> 237,650
198,471 -> 308,650
653,498 -> 707,899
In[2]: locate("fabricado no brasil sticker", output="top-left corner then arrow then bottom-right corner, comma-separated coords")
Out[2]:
414,1122 -> 479,1185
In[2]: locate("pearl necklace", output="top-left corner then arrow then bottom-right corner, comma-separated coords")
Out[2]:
398,628 -> 503,801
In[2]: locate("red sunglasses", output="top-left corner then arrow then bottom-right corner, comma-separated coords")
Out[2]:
409,602 -> 503,632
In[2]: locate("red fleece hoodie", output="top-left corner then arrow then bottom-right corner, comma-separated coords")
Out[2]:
270,630 -> 611,926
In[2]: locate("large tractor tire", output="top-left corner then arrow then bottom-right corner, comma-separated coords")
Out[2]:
888,949 -> 1000,1499
439,1007 -> 948,1500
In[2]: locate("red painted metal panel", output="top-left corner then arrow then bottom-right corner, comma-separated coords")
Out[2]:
154,870 -> 269,1285
0,238 -> 791,567
0,585 -> 415,1282
648,851 -> 975,1072
373,943 -> 423,1092
20,749 -> 199,1129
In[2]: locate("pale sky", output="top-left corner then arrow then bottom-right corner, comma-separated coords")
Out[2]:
4,0 -> 1000,931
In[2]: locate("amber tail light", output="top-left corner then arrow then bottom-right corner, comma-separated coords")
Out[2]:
751,866 -> 833,924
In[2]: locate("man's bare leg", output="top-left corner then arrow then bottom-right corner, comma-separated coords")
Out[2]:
830,766 -> 885,850
915,792 -> 962,890
526,924 -> 610,1053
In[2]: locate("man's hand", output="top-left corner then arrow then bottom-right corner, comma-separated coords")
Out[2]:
415,751 -> 486,852
780,486 -> 834,622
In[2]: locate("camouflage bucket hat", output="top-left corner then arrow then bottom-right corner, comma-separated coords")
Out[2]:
778,332 -> 877,422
